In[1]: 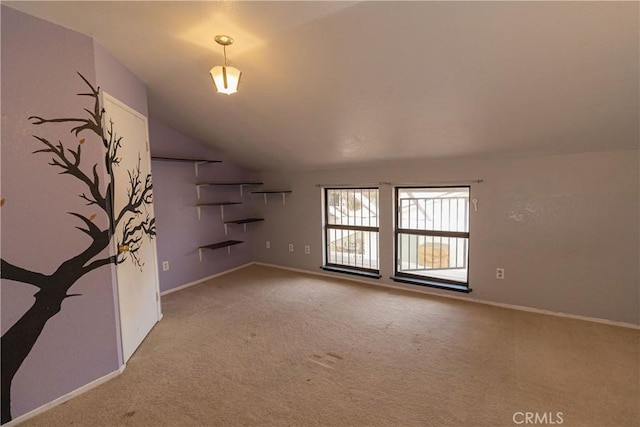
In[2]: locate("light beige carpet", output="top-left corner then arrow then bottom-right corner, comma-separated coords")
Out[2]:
23,265 -> 639,426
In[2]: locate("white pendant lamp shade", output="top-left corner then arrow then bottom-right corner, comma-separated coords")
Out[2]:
210,65 -> 242,95
211,35 -> 241,95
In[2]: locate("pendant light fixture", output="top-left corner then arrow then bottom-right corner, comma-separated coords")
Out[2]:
210,35 -> 241,95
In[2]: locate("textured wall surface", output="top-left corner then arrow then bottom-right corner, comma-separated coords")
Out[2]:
253,150 -> 640,325
93,40 -> 148,119
2,4 -> 638,423
149,118 -> 256,293
1,6 -> 120,419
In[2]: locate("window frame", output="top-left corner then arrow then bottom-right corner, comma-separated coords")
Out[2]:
392,185 -> 472,293
322,187 -> 381,279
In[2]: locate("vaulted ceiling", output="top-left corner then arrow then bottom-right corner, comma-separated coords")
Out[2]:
5,1 -> 639,171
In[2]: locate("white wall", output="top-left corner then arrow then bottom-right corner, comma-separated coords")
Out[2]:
253,150 -> 640,325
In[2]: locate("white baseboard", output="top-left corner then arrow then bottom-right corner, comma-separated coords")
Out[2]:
253,262 -> 640,330
160,262 -> 253,296
5,364 -> 126,427
7,261 -> 635,425
7,261 -> 250,425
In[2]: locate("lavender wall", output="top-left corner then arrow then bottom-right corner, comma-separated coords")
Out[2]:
149,118 -> 256,293
93,40 -> 148,118
253,150 -> 640,325
1,6 -> 120,420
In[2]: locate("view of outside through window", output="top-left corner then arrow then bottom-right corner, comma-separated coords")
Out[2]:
325,188 -> 379,271
396,187 -> 470,284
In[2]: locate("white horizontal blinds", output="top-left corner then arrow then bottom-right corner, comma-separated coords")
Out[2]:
326,188 -> 379,271
397,187 -> 470,284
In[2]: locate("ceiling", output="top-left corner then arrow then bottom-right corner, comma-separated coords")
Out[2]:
5,1 -> 639,172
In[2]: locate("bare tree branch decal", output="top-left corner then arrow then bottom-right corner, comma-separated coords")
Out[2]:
1,73 -> 155,424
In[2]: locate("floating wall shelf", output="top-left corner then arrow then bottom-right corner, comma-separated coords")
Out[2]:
196,182 -> 264,198
196,202 -> 242,220
198,240 -> 243,260
151,156 -> 222,176
252,190 -> 292,204
223,217 -> 264,235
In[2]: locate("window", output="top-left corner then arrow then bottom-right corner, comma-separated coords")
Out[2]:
323,188 -> 380,278
393,187 -> 470,292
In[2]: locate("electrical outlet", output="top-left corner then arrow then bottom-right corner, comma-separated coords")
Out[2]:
288,244 -> 294,252
496,268 -> 505,280
162,261 -> 169,271
304,245 -> 310,254
266,241 -> 270,249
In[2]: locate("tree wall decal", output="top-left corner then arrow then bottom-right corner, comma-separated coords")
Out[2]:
1,73 -> 156,423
